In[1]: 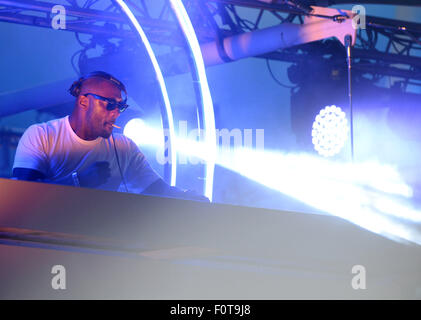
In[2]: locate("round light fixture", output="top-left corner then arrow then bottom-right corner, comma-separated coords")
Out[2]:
312,105 -> 349,157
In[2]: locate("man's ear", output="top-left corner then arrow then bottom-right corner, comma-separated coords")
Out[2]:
78,95 -> 89,110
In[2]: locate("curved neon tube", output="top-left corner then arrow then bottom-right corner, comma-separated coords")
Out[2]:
169,0 -> 217,201
115,0 -> 177,186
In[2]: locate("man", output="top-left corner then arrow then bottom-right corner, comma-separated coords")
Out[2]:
12,71 -> 207,201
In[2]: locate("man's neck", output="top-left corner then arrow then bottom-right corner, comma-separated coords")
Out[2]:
68,114 -> 98,141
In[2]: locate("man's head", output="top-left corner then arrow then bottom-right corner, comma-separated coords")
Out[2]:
69,71 -> 128,139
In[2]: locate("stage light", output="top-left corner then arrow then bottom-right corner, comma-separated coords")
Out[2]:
123,118 -> 162,147
214,147 -> 421,245
121,117 -> 421,245
312,105 -> 349,157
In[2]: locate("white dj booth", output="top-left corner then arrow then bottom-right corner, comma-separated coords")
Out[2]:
0,178 -> 420,299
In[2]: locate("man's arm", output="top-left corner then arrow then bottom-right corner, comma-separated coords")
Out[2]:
13,167 -> 208,201
12,124 -> 81,186
12,167 -> 45,181
13,124 -> 50,178
13,162 -> 111,188
12,167 -> 75,185
120,137 -> 209,201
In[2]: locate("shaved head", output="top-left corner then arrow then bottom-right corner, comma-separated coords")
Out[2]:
78,77 -> 122,100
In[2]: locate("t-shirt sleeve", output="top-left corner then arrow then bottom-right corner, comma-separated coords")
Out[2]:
13,125 -> 49,175
124,138 -> 161,192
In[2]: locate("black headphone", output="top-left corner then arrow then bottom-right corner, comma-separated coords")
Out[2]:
69,71 -> 130,193
69,71 -> 128,102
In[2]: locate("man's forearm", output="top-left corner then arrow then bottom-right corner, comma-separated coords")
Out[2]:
13,168 -> 76,187
20,173 -> 76,186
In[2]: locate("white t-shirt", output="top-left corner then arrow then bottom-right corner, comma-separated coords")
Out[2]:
13,116 -> 160,192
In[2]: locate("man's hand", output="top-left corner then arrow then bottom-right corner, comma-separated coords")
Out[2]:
77,161 -> 111,188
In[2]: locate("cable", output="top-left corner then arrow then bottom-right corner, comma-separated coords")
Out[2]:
112,132 -> 129,193
266,59 -> 296,89
71,49 -> 84,76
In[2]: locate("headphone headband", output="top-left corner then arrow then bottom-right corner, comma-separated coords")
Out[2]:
68,71 -> 127,98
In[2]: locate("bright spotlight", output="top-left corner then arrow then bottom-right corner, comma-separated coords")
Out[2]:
312,105 -> 349,157
215,147 -> 421,245
124,118 -> 162,147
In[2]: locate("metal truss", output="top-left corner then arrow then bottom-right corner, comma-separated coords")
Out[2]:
1,0 -> 421,88
194,0 -> 421,87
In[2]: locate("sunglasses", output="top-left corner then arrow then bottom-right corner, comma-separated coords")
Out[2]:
83,93 -> 129,112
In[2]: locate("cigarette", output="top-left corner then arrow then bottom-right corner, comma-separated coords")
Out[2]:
111,124 -> 121,129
